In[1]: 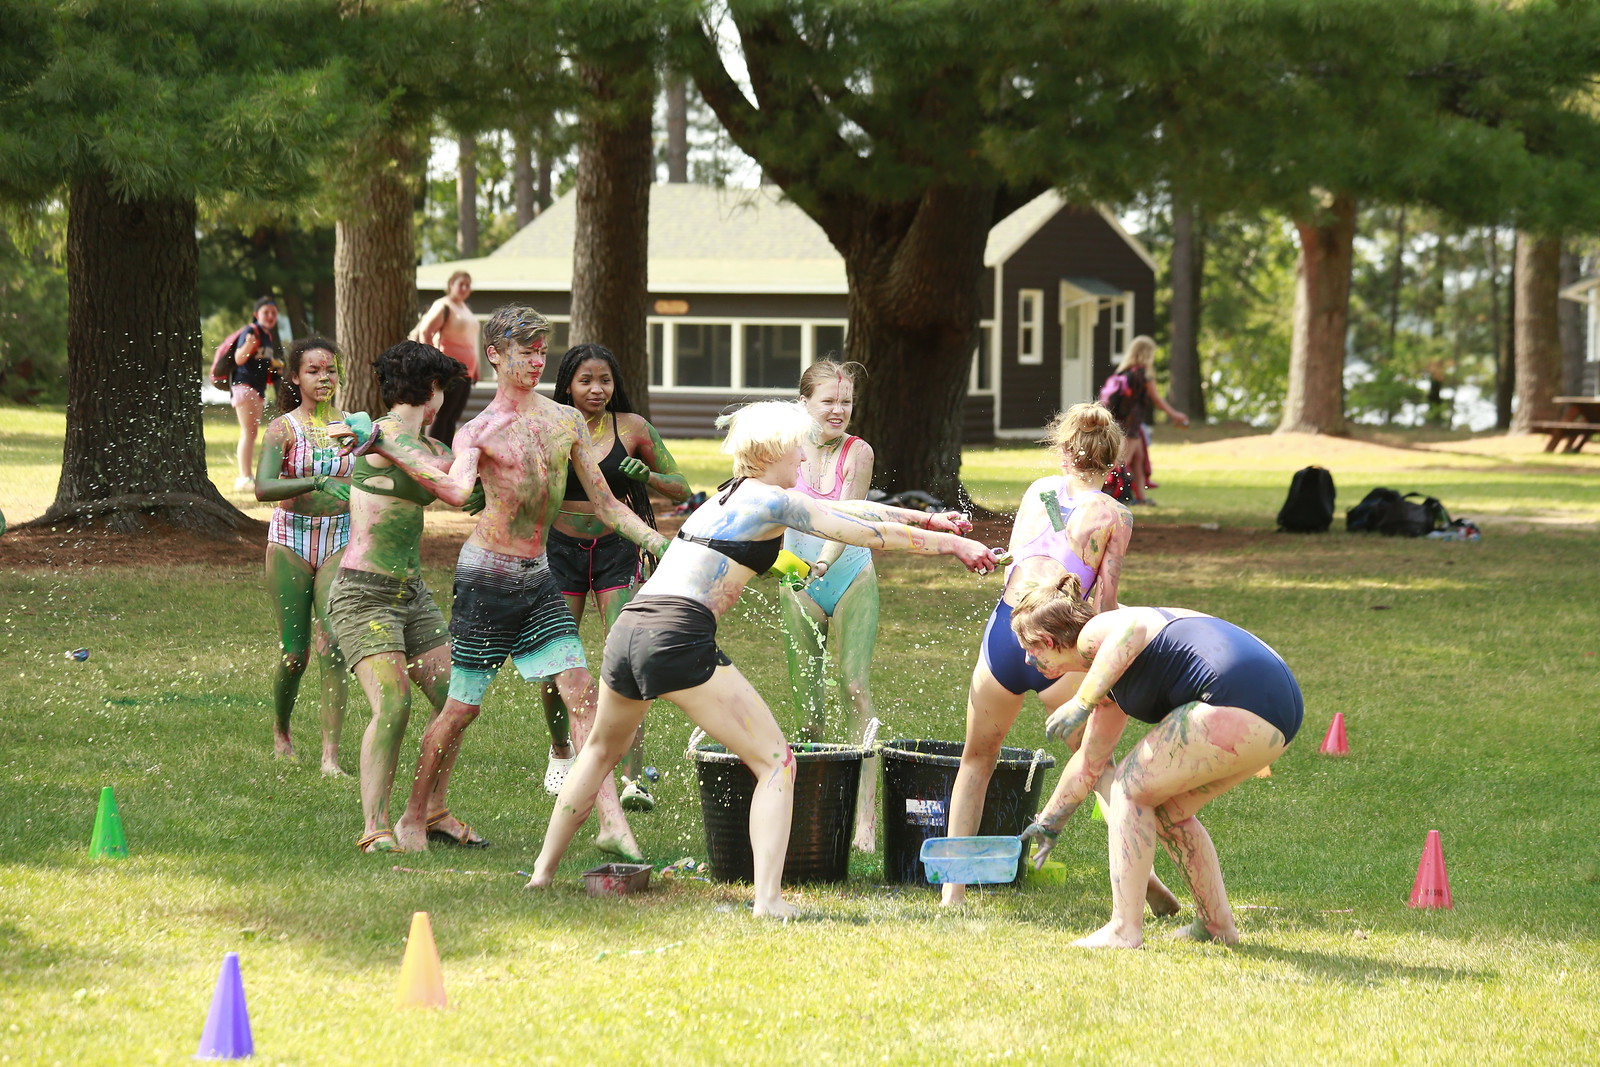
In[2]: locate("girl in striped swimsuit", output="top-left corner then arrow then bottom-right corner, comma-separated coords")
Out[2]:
254,336 -> 354,774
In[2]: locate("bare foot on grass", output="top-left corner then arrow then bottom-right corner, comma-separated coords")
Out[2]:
595,831 -> 644,864
940,884 -> 967,908
273,731 -> 295,761
1146,877 -> 1182,917
753,897 -> 799,920
1169,920 -> 1239,945
1072,922 -> 1142,949
321,759 -> 346,778
852,814 -> 876,853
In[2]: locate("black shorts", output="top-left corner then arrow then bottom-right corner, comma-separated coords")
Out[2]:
548,528 -> 640,597
601,595 -> 731,702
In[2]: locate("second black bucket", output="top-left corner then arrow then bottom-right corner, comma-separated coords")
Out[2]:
692,741 -> 872,884
880,739 -> 1055,886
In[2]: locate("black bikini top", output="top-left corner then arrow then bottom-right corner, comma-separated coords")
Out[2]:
563,415 -> 633,502
674,476 -> 783,573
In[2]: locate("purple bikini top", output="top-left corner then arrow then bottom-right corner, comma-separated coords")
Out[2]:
1006,480 -> 1098,594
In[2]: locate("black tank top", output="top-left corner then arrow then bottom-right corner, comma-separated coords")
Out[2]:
563,415 -> 633,502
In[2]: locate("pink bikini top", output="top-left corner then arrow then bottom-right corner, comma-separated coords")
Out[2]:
794,435 -> 861,501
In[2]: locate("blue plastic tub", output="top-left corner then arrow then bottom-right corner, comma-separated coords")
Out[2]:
919,836 -> 1022,885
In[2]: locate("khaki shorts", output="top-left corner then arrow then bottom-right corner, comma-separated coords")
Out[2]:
328,567 -> 449,670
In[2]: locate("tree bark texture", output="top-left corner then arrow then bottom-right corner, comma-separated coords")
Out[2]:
41,175 -> 247,534
514,129 -> 536,229
336,137 -> 419,418
457,132 -> 478,259
1278,193 -> 1356,435
1511,231 -> 1562,432
1558,245 -> 1584,396
1168,202 -> 1206,421
840,183 -> 996,504
569,60 -> 654,420
1493,228 -> 1513,428
665,75 -> 689,183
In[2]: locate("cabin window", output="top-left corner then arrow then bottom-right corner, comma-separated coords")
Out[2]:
1111,296 -> 1132,360
674,324 -> 733,387
649,323 -> 665,387
813,325 -> 846,363
744,324 -> 804,388
970,323 -> 994,393
1018,289 -> 1043,365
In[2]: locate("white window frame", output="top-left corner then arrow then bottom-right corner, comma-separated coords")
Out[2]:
1017,289 -> 1043,365
643,316 -> 849,391
969,321 -> 996,394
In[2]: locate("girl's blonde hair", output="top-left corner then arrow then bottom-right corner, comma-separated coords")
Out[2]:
1115,335 -> 1158,374
716,400 -> 818,477
1010,574 -> 1097,649
1042,402 -> 1124,478
798,359 -> 866,399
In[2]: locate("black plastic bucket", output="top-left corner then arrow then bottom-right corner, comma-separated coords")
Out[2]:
880,739 -> 1055,886
692,741 -> 873,884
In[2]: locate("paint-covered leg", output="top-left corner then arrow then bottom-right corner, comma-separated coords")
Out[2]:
831,571 -> 880,850
941,668 -> 1024,906
264,545 -> 315,760
778,583 -> 830,742
555,667 -> 642,862
1073,780 -> 1158,949
311,553 -> 348,776
1158,812 -> 1238,944
353,654 -> 413,848
528,686 -> 649,888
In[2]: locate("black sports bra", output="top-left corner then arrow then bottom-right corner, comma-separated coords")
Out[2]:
674,476 -> 783,572
563,416 -> 633,502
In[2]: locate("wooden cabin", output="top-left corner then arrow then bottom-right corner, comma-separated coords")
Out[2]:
418,184 -> 1156,441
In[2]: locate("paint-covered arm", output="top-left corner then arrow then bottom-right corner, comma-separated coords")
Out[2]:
1080,499 -> 1132,611
570,417 -> 670,557
778,493 -> 996,573
1037,702 -> 1128,832
619,418 -> 691,503
252,419 -> 304,502
371,428 -> 482,507
809,437 -> 878,574
1049,611 -> 1155,736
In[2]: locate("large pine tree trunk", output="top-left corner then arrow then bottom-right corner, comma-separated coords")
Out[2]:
34,174 -> 246,534
336,136 -> 419,417
1278,193 -> 1356,435
1511,231 -> 1562,433
569,59 -> 654,419
1168,201 -> 1206,421
665,75 -> 689,183
457,132 -> 478,258
840,183 -> 996,504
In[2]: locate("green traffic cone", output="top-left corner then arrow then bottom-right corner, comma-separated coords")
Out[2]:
90,786 -> 128,859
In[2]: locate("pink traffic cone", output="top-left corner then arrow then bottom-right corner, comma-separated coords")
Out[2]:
1408,830 -> 1453,909
1318,712 -> 1349,756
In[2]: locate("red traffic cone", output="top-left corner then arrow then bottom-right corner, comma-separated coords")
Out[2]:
1408,829 -> 1453,909
1318,712 -> 1349,756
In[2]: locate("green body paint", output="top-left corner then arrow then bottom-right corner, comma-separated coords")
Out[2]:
1040,489 -> 1064,532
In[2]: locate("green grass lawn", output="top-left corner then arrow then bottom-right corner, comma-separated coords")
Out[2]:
2,407 -> 1599,1064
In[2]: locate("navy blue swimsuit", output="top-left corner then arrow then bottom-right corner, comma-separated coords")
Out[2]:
1109,610 -> 1303,742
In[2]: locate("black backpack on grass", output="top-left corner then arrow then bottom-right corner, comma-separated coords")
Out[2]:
1276,466 -> 1335,532
1347,487 -> 1450,537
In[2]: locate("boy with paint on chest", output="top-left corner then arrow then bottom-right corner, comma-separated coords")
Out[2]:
361,305 -> 669,858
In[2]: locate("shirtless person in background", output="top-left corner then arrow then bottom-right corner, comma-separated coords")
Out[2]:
411,271 -> 480,445
369,305 -> 669,859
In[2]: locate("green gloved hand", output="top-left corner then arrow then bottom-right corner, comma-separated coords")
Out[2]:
1019,821 -> 1061,870
767,548 -> 811,589
618,456 -> 651,482
463,480 -> 486,515
313,475 -> 351,503
332,411 -> 377,456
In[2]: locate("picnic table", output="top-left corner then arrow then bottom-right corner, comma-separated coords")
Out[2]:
1531,397 -> 1600,453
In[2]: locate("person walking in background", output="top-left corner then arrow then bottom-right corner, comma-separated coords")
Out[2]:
253,336 -> 353,773
410,271 -> 481,445
541,343 -> 692,813
1105,336 -> 1188,505
229,297 -> 284,493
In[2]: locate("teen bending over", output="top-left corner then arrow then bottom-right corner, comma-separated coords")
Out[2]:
941,403 -> 1174,913
541,343 -> 691,812
254,336 -> 353,772
527,401 -> 999,918
1013,576 -> 1302,948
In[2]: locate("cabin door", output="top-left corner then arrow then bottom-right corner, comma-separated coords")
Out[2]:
1058,284 -> 1098,410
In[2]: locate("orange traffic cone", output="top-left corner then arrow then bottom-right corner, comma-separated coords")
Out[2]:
1318,712 -> 1349,756
1408,830 -> 1453,909
1254,763 -> 1273,778
397,911 -> 447,1009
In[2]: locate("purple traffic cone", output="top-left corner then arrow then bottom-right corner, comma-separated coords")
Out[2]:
194,952 -> 254,1060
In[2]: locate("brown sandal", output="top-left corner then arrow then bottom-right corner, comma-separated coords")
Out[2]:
425,809 -> 489,849
357,829 -> 404,854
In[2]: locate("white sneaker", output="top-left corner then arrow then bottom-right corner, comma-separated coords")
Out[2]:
233,476 -> 254,492
620,777 -> 656,813
544,748 -> 575,795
